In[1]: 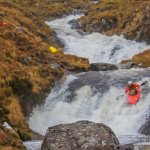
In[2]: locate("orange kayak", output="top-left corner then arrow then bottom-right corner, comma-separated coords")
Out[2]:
128,88 -> 141,104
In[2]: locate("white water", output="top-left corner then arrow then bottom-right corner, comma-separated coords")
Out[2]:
24,141 -> 42,150
28,15 -> 150,149
29,73 -> 150,137
46,15 -> 150,63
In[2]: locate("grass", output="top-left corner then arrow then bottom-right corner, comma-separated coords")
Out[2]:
78,0 -> 150,39
0,0 -> 91,147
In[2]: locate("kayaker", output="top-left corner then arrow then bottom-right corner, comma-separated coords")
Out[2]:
125,81 -> 140,96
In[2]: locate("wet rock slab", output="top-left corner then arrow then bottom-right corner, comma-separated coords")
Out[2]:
90,62 -> 118,71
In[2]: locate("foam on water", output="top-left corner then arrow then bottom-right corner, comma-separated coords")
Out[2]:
24,141 -> 42,150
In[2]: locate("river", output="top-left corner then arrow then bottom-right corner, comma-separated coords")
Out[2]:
25,15 -> 150,150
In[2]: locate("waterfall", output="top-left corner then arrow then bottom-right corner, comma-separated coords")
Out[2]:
27,15 -> 150,149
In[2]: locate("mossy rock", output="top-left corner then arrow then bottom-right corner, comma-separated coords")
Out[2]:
8,75 -> 33,97
0,126 -> 26,150
3,97 -> 33,141
121,49 -> 150,68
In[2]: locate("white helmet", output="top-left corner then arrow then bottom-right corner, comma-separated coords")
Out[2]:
128,81 -> 132,85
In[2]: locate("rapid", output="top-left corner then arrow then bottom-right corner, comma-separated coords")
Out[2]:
25,15 -> 150,149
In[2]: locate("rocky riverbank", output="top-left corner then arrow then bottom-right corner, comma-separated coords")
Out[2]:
0,0 -> 91,149
72,0 -> 150,67
75,0 -> 150,44
121,49 -> 150,68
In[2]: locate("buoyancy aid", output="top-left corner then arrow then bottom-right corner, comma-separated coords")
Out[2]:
125,83 -> 139,95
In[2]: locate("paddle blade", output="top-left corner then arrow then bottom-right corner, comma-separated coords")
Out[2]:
116,95 -> 124,100
140,81 -> 148,86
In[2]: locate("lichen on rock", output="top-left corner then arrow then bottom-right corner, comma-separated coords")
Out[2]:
41,120 -> 119,150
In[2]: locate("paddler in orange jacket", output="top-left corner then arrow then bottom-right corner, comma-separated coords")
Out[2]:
125,81 -> 140,95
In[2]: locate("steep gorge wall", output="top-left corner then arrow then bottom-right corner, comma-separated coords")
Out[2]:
0,0 -> 90,149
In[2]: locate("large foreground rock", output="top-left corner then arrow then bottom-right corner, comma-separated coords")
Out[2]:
41,120 -> 119,150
